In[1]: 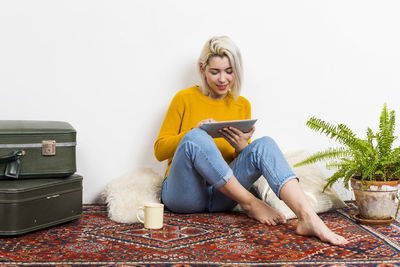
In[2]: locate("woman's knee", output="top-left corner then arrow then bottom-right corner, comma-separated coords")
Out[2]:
182,128 -> 213,144
180,129 -> 215,151
252,136 -> 278,151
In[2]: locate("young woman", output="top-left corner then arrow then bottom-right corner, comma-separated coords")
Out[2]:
154,36 -> 349,246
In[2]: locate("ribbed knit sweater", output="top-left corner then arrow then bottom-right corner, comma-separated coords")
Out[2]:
154,85 -> 251,177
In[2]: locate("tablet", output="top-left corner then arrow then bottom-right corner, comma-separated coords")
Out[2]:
200,119 -> 257,138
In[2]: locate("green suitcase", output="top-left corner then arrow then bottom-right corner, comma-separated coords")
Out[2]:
0,120 -> 76,179
0,174 -> 82,236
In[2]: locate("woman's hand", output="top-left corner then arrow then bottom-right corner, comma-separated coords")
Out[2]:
194,118 -> 216,129
219,126 -> 255,153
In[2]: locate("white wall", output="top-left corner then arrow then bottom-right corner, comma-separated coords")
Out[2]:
1,0 -> 399,203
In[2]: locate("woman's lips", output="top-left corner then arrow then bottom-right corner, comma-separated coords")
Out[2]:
217,84 -> 228,90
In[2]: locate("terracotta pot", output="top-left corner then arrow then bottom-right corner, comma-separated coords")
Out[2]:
351,177 -> 400,220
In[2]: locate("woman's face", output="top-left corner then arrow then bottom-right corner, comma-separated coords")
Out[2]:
201,56 -> 235,100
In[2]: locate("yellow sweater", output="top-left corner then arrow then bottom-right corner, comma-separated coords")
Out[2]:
154,85 -> 251,177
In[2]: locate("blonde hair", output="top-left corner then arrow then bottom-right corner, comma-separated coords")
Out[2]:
198,36 -> 243,100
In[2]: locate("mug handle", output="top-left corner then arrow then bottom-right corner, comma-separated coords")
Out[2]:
137,207 -> 144,223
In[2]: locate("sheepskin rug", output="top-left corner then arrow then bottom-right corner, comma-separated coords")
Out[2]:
102,168 -> 164,223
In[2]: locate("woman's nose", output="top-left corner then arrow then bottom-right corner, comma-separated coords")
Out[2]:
218,74 -> 227,82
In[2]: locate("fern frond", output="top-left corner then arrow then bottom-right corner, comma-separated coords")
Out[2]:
313,118 -> 355,145
325,161 -> 344,170
389,110 -> 396,137
392,168 -> 400,178
324,168 -> 347,191
337,124 -> 357,144
293,147 -> 349,167
386,147 -> 400,177
325,158 -> 354,171
306,117 -> 368,153
306,117 -> 340,139
367,127 -> 375,147
377,104 -> 396,158
379,103 -> 389,133
361,153 -> 381,180
342,169 -> 355,189
389,147 -> 400,162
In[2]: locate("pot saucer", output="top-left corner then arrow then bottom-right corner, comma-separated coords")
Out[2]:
352,214 -> 394,226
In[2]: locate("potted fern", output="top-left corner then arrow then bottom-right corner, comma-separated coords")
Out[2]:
295,104 -> 400,225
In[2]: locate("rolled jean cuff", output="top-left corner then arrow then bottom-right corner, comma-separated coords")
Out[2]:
277,175 -> 299,199
212,169 -> 233,188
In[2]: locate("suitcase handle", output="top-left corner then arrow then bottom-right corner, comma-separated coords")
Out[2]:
0,150 -> 25,178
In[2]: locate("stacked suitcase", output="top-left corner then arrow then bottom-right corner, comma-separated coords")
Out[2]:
0,120 -> 83,235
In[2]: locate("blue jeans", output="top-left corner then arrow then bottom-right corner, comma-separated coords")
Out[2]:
161,128 -> 297,213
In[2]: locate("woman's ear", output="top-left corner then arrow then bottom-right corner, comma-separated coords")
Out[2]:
199,64 -> 206,75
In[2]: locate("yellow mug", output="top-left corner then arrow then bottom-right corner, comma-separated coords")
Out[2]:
137,203 -> 164,229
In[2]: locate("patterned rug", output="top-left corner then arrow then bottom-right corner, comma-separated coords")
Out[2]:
1,202 -> 400,266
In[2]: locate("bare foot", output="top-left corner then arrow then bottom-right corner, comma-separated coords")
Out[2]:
296,213 -> 349,246
241,198 -> 287,226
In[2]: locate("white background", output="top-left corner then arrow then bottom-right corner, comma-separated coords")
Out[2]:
1,0 -> 399,203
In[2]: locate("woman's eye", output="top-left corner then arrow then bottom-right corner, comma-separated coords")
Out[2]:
226,71 -> 233,74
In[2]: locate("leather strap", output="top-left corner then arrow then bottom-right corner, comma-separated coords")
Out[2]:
0,150 -> 24,178
0,150 -> 23,163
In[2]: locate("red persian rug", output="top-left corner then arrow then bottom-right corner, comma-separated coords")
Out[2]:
1,202 -> 400,266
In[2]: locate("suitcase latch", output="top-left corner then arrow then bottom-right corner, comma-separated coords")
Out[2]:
42,140 -> 56,156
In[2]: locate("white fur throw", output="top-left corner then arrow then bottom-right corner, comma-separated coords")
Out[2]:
102,168 -> 164,224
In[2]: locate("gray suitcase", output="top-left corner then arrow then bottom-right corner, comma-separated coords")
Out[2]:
0,174 -> 82,235
0,120 -> 76,179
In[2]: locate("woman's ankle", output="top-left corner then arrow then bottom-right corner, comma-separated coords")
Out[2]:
238,195 -> 260,212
